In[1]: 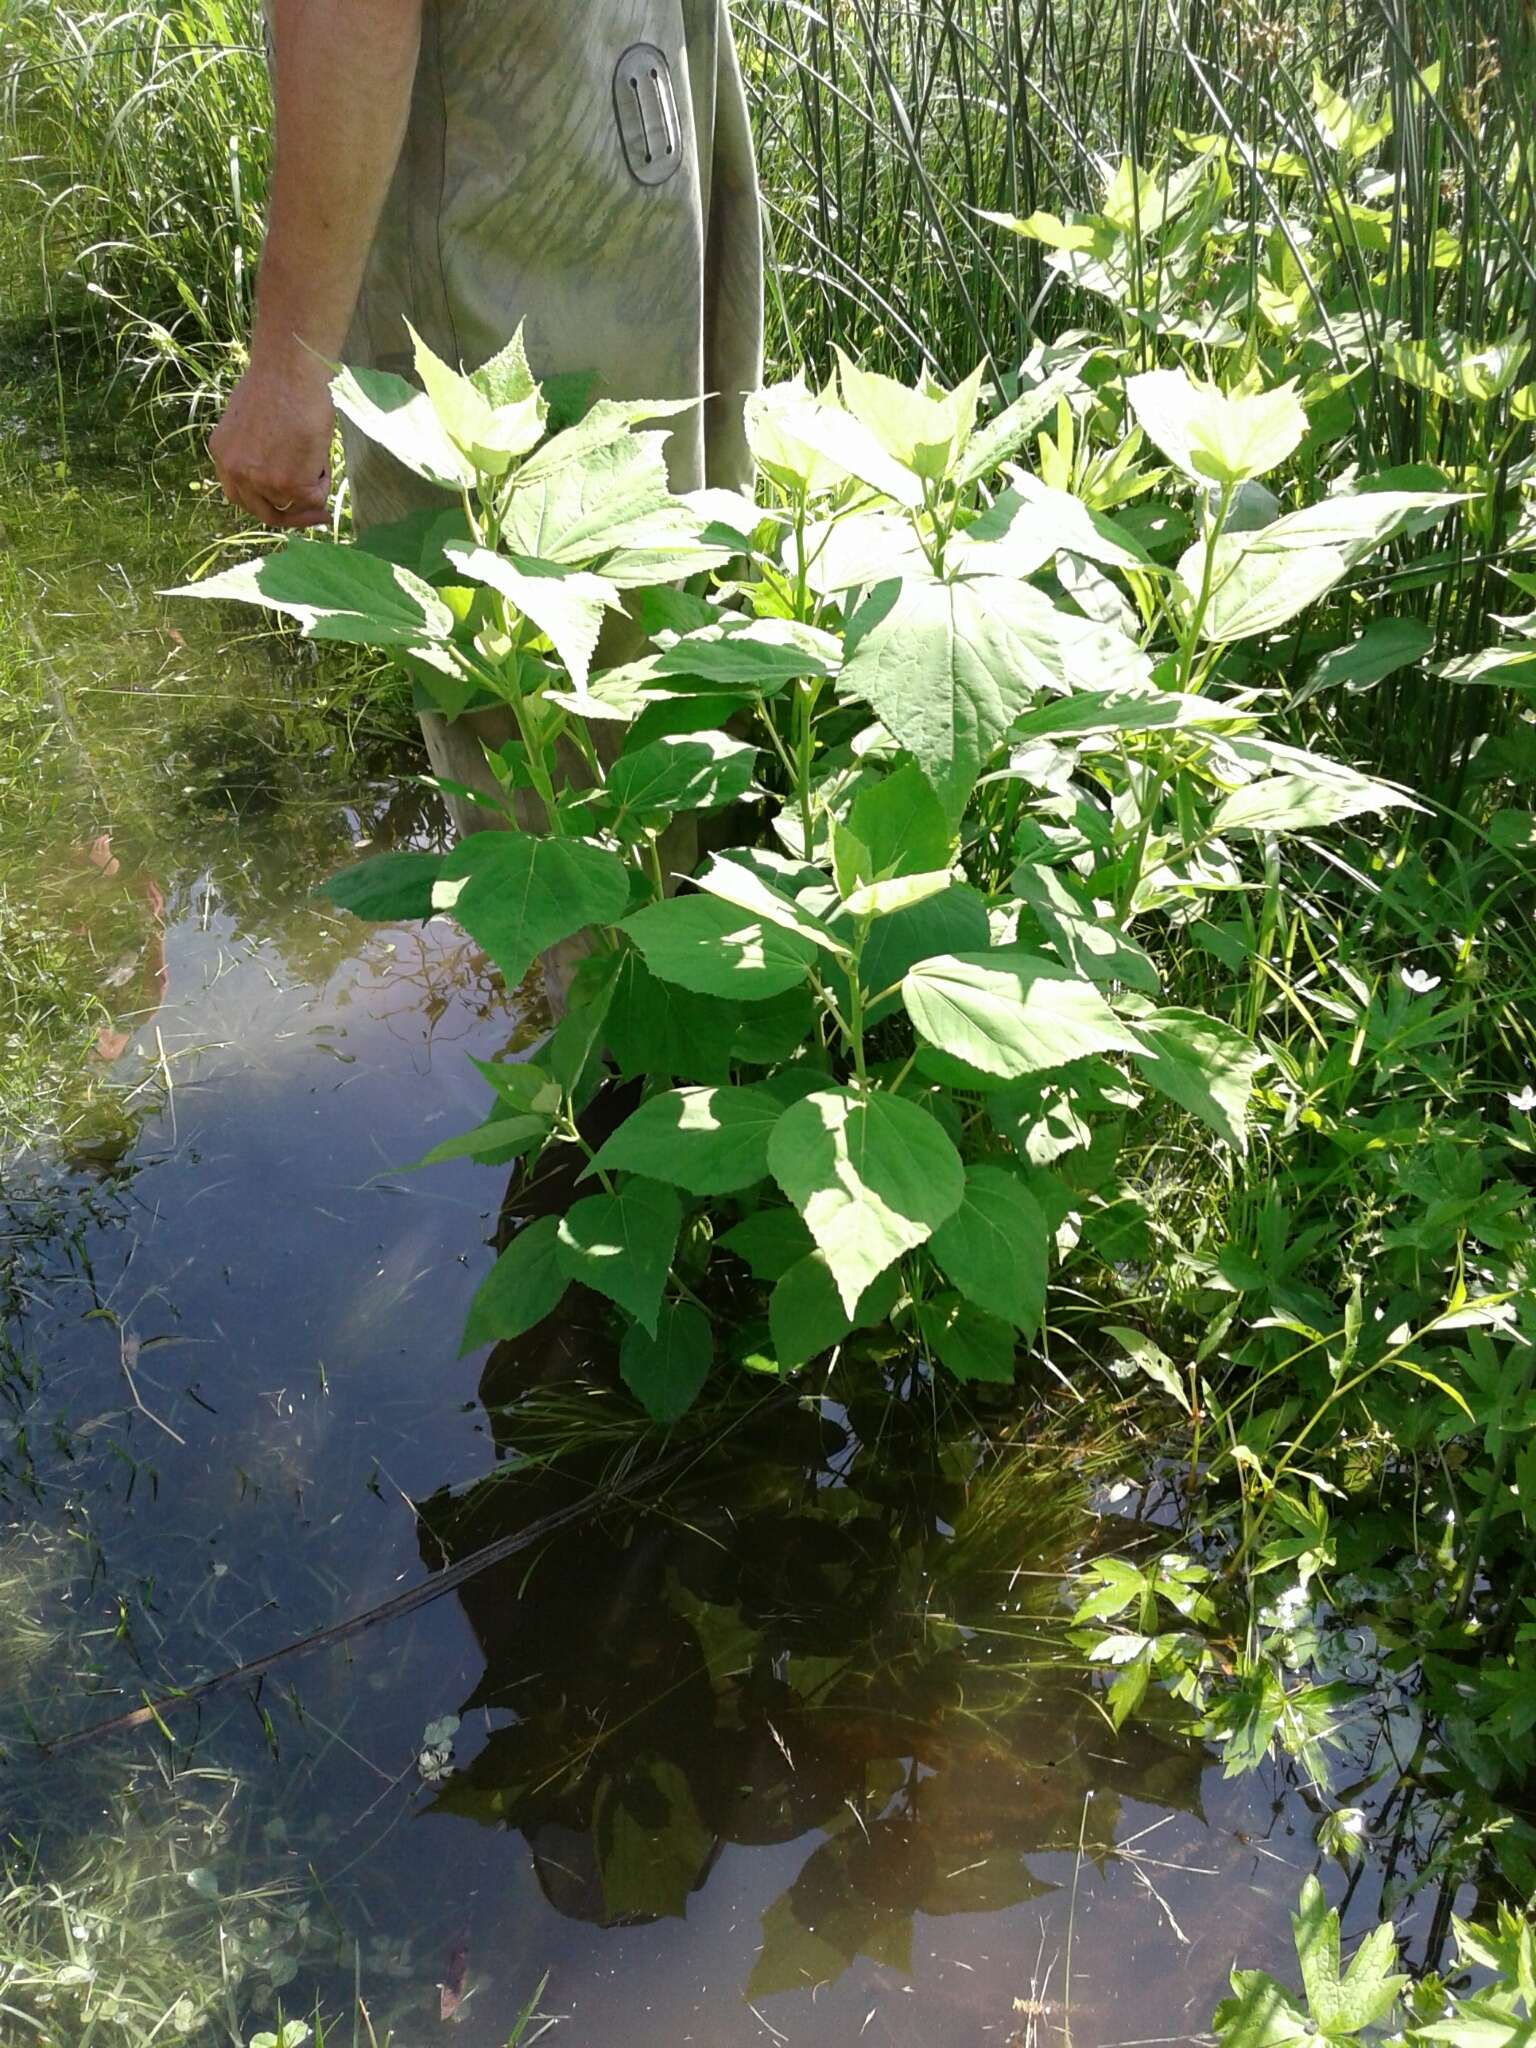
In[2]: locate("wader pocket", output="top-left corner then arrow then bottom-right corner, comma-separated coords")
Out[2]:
613,44 -> 683,186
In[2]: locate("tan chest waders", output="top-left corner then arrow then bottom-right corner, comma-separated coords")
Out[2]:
265,0 -> 765,1008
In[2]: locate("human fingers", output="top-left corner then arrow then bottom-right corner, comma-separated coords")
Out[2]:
218,465 -> 330,530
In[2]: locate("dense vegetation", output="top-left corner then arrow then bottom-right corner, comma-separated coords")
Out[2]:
3,0 -> 1535,2042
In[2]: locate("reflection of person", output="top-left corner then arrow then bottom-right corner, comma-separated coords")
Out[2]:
208,0 -> 764,837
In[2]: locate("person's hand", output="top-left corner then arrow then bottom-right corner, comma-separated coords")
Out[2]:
209,348 -> 335,528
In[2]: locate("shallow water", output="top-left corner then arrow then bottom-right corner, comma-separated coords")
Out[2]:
0,347 -> 1467,2047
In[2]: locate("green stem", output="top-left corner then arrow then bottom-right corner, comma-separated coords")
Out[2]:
794,677 -> 821,859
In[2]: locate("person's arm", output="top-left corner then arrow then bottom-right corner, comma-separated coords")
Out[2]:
210,0 -> 422,528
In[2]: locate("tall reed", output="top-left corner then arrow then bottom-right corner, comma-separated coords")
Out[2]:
0,0 -> 267,417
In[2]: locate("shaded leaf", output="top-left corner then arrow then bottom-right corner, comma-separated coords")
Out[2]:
434,834 -> 630,987
917,1293 -> 1018,1382
557,1180 -> 682,1334
927,1164 -> 1049,1334
460,1216 -> 566,1354
318,850 -> 444,922
620,1302 -> 713,1423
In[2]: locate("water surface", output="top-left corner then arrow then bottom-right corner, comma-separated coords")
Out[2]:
0,338 -> 1463,2047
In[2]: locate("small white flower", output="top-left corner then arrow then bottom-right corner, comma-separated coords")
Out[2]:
1508,1084 -> 1536,1114
1272,1583 -> 1308,1624
1400,966 -> 1441,994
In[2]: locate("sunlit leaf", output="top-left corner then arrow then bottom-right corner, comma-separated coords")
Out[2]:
591,1084 -> 784,1194
1128,367 -> 1307,485
767,1087 -> 965,1313
902,951 -> 1145,1079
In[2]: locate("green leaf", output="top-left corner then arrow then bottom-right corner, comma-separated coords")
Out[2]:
415,1110 -> 550,1167
1415,2000 -> 1536,2048
847,763 -> 954,877
411,321 -> 545,471
623,894 -> 817,1002
516,396 -> 696,485
434,834 -> 630,988
468,323 -> 543,409
460,1216 -> 567,1353
767,1088 -> 965,1314
1012,864 -> 1160,994
840,572 -> 1146,820
730,986 -> 819,1065
655,615 -> 842,691
606,950 -> 740,1082
902,951 -> 1144,1080
1008,687 -> 1249,741
1212,768 -> 1415,835
1292,1874 -> 1407,2036
769,1253 -> 900,1370
1183,534 -> 1348,641
444,544 -> 617,688
1212,1969 -> 1315,2048
1488,809 -> 1536,852
720,1206 -> 815,1281
620,1302 -> 713,1423
317,850 -> 444,922
954,481 -> 1152,578
168,540 -> 457,652
591,1084 -> 784,1195
1249,489 -> 1460,564
1106,1643 -> 1155,1729
1312,67 -> 1392,159
1104,1324 -> 1189,1410
624,691 -> 756,754
501,429 -> 675,565
952,360 -> 1086,485
1301,617 -> 1433,697
857,882 -> 992,1025
927,1164 -> 1049,1334
841,870 -> 954,919
694,856 -> 848,957
1381,332 -> 1530,405
602,732 -> 758,825
916,1293 -> 1018,1382
330,360 -> 476,490
744,376 -> 924,504
835,350 -> 977,480
557,1179 -> 682,1334
547,951 -> 622,1094
1127,367 -> 1308,485
468,1057 -> 561,1113
1130,1006 -> 1265,1152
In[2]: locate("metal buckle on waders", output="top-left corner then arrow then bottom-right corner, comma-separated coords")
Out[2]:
613,43 -> 684,187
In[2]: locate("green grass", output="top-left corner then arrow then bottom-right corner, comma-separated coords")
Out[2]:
0,0 -> 266,422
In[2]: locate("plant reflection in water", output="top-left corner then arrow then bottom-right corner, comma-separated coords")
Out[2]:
414,1179 -> 1204,2004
